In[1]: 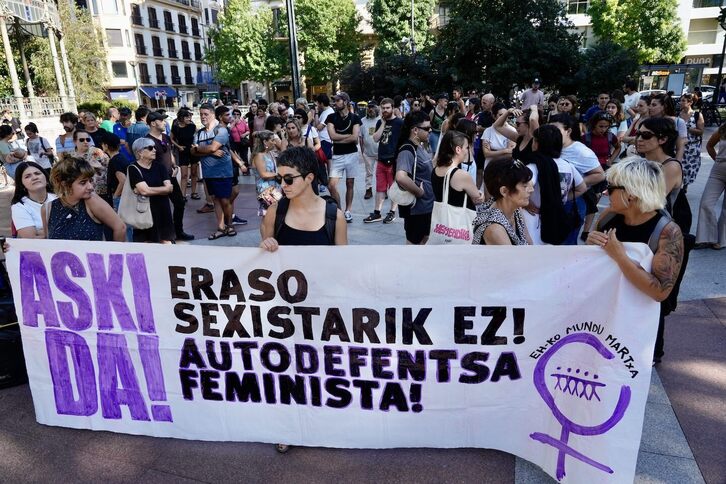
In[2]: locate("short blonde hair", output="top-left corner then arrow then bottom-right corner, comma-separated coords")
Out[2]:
607,157 -> 666,212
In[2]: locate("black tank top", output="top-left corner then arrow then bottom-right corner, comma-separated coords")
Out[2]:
276,222 -> 332,246
600,212 -> 663,245
431,167 -> 475,210
513,136 -> 535,164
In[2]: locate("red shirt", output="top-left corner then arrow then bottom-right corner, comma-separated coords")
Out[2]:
588,133 -> 611,166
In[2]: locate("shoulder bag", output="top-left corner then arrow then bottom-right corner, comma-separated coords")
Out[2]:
387,145 -> 417,206
427,166 -> 477,245
118,165 -> 153,229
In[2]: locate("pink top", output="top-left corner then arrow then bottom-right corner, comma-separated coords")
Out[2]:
229,120 -> 249,143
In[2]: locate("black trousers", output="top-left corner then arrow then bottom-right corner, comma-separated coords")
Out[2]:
170,177 -> 186,235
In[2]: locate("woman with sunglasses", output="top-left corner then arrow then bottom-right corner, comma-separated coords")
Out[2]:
260,146 -> 347,251
43,155 -> 126,242
649,93 -> 686,161
473,158 -> 533,245
229,108 -> 250,171
126,138 -> 175,243
587,157 -> 684,364
251,130 -> 281,216
493,105 -> 540,164
294,108 -> 321,153
11,161 -> 57,238
622,95 -> 651,156
71,129 -> 110,202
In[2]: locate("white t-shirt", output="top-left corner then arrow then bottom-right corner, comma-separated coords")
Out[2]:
482,127 -> 511,166
318,107 -> 335,143
11,194 -> 58,232
623,92 -> 640,119
560,142 -> 600,176
302,124 -> 319,145
26,137 -> 53,169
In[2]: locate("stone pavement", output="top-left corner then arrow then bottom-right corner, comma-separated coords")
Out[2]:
0,146 -> 724,483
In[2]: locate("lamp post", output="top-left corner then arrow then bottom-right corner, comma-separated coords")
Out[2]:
714,7 -> 726,106
285,0 -> 301,100
129,61 -> 141,106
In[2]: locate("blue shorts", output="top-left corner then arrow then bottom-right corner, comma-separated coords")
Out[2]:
205,177 -> 233,199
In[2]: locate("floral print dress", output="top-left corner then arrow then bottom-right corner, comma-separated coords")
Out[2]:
682,111 -> 702,188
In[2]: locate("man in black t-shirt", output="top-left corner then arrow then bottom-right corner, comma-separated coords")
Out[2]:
364,97 -> 402,224
171,109 -> 198,199
326,91 -> 361,222
147,111 -> 194,241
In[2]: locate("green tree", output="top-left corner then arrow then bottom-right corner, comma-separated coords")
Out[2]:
587,0 -> 686,64
435,0 -> 582,97
29,1 -> 108,100
571,41 -> 640,99
368,0 -> 435,58
206,0 -> 287,86
294,0 -> 361,84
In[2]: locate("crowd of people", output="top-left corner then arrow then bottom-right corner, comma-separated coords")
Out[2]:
2,77 -> 725,364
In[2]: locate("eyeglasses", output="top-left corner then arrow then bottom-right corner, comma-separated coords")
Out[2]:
143,146 -> 156,152
636,131 -> 657,140
294,115 -> 304,119
275,173 -> 304,185
606,184 -> 624,195
77,138 -> 91,142
416,125 -> 432,132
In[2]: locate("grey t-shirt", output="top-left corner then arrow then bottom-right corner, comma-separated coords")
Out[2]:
396,143 -> 434,215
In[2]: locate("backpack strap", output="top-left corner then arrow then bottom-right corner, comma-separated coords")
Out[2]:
273,197 -> 290,238
324,199 -> 337,244
647,210 -> 673,253
596,211 -> 616,231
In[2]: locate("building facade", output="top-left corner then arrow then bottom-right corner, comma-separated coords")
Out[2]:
78,0 -> 222,107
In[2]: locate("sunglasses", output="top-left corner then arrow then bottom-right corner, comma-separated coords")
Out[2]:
606,184 -> 624,195
416,125 -> 432,132
143,146 -> 156,152
294,115 -> 304,119
636,131 -> 658,140
77,138 -> 91,142
275,173 -> 304,185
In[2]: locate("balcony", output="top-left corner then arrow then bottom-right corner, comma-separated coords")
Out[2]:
182,51 -> 191,60
171,76 -> 182,85
168,49 -> 178,58
179,25 -> 188,34
135,45 -> 147,55
152,47 -> 164,56
192,27 -> 200,36
185,76 -> 194,84
157,75 -> 167,83
140,74 -> 151,83
149,19 -> 159,29
131,15 -> 143,26
165,21 -> 175,32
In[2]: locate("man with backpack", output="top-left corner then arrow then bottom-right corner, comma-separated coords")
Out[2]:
364,98 -> 402,224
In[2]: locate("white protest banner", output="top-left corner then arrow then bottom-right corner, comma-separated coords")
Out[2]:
5,240 -> 660,483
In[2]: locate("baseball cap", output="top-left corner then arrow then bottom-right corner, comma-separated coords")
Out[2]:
533,78 -> 541,84
367,100 -> 378,107
435,92 -> 449,102
118,107 -> 132,116
147,111 -> 168,122
334,92 -> 350,104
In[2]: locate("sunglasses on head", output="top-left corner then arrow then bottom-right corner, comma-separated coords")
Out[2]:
77,137 -> 91,142
275,173 -> 304,185
636,131 -> 658,140
606,184 -> 624,195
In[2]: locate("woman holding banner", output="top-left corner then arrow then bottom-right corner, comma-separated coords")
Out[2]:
587,157 -> 684,364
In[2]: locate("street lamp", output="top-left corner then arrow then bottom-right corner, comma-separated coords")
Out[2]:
714,7 -> 726,105
129,61 -> 141,106
286,0 -> 302,100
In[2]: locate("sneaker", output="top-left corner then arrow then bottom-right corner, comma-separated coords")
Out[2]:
232,215 -> 248,225
363,211 -> 382,223
176,232 -> 195,241
364,188 -> 373,199
344,210 -> 353,223
186,180 -> 192,188
383,211 -> 396,224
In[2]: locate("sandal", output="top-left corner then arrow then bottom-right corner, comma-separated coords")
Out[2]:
275,444 -> 290,453
197,203 -> 214,214
225,225 -> 237,237
208,228 -> 226,240
191,193 -> 201,200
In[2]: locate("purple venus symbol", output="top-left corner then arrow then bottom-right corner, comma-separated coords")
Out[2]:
529,333 -> 631,481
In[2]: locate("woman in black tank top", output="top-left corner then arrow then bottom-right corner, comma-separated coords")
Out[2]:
586,158 -> 683,363
260,146 -> 347,251
492,106 -> 539,164
431,130 -> 483,210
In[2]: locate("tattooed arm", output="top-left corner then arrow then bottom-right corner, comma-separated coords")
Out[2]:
597,222 -> 684,302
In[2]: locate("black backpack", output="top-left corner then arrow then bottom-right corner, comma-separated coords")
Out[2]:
274,197 -> 338,244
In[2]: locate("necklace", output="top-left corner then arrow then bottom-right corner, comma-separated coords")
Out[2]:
27,193 -> 48,204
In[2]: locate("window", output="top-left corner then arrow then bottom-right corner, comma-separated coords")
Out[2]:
693,0 -> 725,7
152,36 -> 163,56
178,14 -> 187,34
210,8 -> 218,24
131,4 -> 142,25
111,61 -> 128,78
204,8 -> 209,24
164,11 -> 174,32
171,65 -> 181,84
184,65 -> 193,84
191,17 -> 200,36
194,42 -> 202,60
135,33 -> 146,55
567,0 -> 589,14
101,0 -> 117,14
148,7 -> 158,28
272,8 -> 281,36
181,40 -> 190,59
156,64 -> 166,84
105,29 -> 123,47
167,38 -> 177,58
688,18 -> 718,45
436,5 -> 450,28
139,63 -> 150,83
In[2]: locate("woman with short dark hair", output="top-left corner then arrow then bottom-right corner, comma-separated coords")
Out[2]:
473,159 -> 533,245
649,93 -> 686,161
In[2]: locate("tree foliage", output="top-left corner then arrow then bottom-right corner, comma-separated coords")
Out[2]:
587,0 -> 686,64
368,0 -> 435,58
435,0 -> 582,98
294,0 -> 361,84
206,0 -> 287,86
29,1 -> 108,100
569,41 -> 640,99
